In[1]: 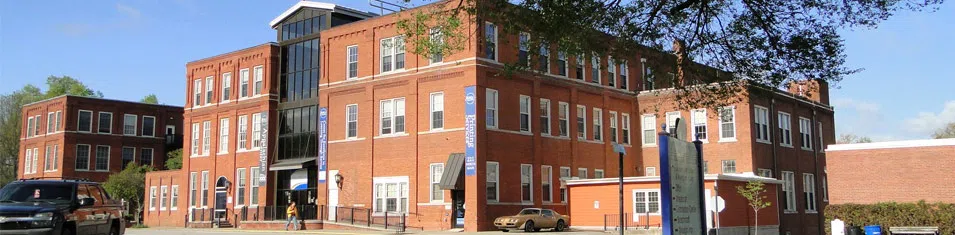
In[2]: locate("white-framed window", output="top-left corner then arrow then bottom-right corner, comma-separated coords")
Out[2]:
30,147 -> 38,173
205,76 -> 214,104
594,169 -> 605,179
645,167 -> 656,176
593,108 -> 603,141
577,105 -> 587,140
778,112 -> 793,147
557,51 -> 568,76
171,185 -> 179,210
250,167 -> 260,206
380,36 -> 406,73
519,95 -> 531,132
346,104 -> 358,138
75,145 -> 90,171
236,168 -> 246,206
622,113 -> 631,144
373,177 -> 409,214
484,22 -> 497,61
539,98 -> 551,135
609,111 -> 618,143
607,58 -> 616,87
719,106 -> 736,140
559,167 -> 571,202
160,185 -> 168,210
430,92 -> 444,130
822,173 -> 829,202
486,162 -> 499,202
430,163 -> 444,202
558,102 -> 569,137
818,122 -> 825,153
721,160 -> 736,173
591,53 -> 601,84
379,98 -> 406,135
576,54 -> 585,80
47,145 -> 58,171
541,165 -> 552,202
121,147 -> 135,170
190,122 -> 199,156
690,109 -> 707,141
98,112 -> 112,134
429,27 -> 444,64
140,148 -> 154,166
633,190 -> 661,215
94,145 -> 109,171
189,172 -> 197,208
202,121 -> 211,155
518,32 -> 530,66
149,186 -> 157,211
201,171 -> 209,208
538,42 -> 549,73
754,106 -> 771,143
193,79 -> 201,106
577,168 -> 588,179
619,60 -> 629,90
781,171 -> 796,212
665,111 -> 681,136
758,168 -> 773,178
346,45 -> 359,79
24,148 -> 33,174
26,114 -> 34,138
254,65 -> 264,95
46,112 -> 55,134
142,116 -> 156,137
486,88 -> 499,129
240,69 -> 250,98
800,117 -> 813,150
237,116 -> 248,151
43,145 -> 53,171
78,110 -> 93,132
520,164 -> 533,202
642,114 -> 656,145
33,115 -> 40,136
222,72 -> 232,101
55,111 -> 62,132
252,113 -> 262,148
218,118 -> 229,153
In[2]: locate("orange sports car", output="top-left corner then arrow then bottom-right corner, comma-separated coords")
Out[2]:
493,208 -> 570,232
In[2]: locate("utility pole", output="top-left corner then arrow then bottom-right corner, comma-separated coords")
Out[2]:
613,144 -> 627,235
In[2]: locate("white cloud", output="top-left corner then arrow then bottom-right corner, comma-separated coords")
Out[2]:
832,97 -> 896,139
116,3 -> 142,20
832,98 -> 881,114
903,100 -> 955,136
56,3 -> 143,37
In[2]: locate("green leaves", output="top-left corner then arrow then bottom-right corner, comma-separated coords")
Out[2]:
826,201 -> 955,235
140,94 -> 159,104
165,149 -> 182,170
932,123 -> 955,139
103,163 -> 152,221
737,180 -> 772,211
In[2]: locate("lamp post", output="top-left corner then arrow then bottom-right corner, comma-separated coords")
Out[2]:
613,143 -> 626,235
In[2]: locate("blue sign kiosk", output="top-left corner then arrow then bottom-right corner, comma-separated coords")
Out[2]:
659,119 -> 707,235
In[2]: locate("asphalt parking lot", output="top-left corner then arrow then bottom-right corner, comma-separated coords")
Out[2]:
125,228 -> 607,235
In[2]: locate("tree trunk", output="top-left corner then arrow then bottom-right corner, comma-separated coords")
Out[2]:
753,209 -> 759,235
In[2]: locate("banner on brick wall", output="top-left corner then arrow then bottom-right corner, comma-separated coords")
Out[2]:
464,86 -> 477,176
318,107 -> 328,183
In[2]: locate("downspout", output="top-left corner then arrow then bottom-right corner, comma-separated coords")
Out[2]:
770,98 -> 778,176
714,179 -> 720,235
812,108 -> 823,235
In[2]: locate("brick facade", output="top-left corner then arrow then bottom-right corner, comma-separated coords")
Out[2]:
827,139 -> 955,204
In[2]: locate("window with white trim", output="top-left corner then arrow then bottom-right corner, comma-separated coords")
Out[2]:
121,147 -> 134,170
577,105 -> 587,140
31,147 -> 38,173
160,185 -> 168,210
55,111 -> 62,132
193,79 -> 201,106
609,111 -> 618,143
219,118 -> 229,153
518,32 -> 529,66
49,145 -> 58,171
645,167 -> 656,176
346,104 -> 358,138
94,145 -> 109,171
558,102 -> 569,137
201,171 -> 209,207
149,186 -> 157,211
822,173 -> 829,202
539,99 -> 550,135
754,106 -> 770,143
575,54 -> 585,80
541,165 -> 552,202
140,148 -> 153,166
379,98 -> 406,135
779,112 -> 792,147
98,112 -> 112,134
557,51 -> 568,76
665,111 -> 680,136
429,28 -> 444,64
804,173 -> 816,212
33,115 -> 40,136
430,163 -> 444,202
78,110 -> 92,133
577,168 -> 588,179
758,168 -> 773,178
171,185 -> 179,210
642,114 -> 656,145
75,145 -> 90,171
202,121 -> 210,155
622,113 -> 631,144
190,123 -> 199,156
24,148 -> 33,174
189,172 -> 197,207
347,45 -> 358,79
205,76 -> 214,104
252,113 -> 263,148
254,65 -> 264,95
486,89 -> 499,128
519,95 -> 531,132
44,145 -> 55,171
818,122 -> 825,152
691,109 -> 707,141
594,169 -> 605,178
236,168 -> 246,206
633,190 -> 661,214
721,160 -> 736,173
800,117 -> 813,150
782,171 -> 796,212
27,116 -> 34,138
559,167 -> 570,202
430,92 -> 444,130
487,162 -> 499,201
521,164 -> 533,202
250,167 -> 260,206
619,60 -> 629,90
373,178 -> 409,214
593,108 -> 603,141
240,69 -> 249,98
538,42 -> 549,73
380,36 -> 406,73
142,116 -> 155,137
222,72 -> 232,101
237,116 -> 248,151
607,58 -> 616,87
47,112 -> 55,134
484,22 -> 497,60
591,54 -> 601,84
719,106 -> 736,140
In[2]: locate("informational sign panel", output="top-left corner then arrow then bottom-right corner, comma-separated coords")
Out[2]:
258,112 -> 269,185
464,86 -> 477,176
659,127 -> 705,235
318,107 -> 328,183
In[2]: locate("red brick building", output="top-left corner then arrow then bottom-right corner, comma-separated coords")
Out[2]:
18,95 -> 183,182
826,138 -> 955,204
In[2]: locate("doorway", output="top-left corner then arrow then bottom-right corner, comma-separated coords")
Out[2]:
214,176 -> 228,225
451,190 -> 465,228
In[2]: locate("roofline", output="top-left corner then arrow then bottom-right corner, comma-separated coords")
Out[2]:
186,42 -> 278,65
826,138 -> 955,152
269,1 -> 377,28
565,173 -> 783,186
22,94 -> 183,109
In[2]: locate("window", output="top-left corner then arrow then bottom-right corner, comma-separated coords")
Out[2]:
252,113 -> 263,148
43,146 -> 52,171
346,104 -> 358,138
171,185 -> 179,210
665,111 -> 681,136
778,112 -> 793,146
26,115 -> 34,137
645,167 -> 656,176
205,76 -> 214,104
609,111 -> 618,143
541,165 -> 552,202
160,186 -> 168,210
691,109 -> 707,141
519,95 -> 531,132
141,148 -> 153,166
518,32 -> 529,66
222,72 -> 232,101
608,58 -> 616,87
24,149 -> 32,174
577,168 -> 588,179
591,54 -> 601,84
593,108 -> 603,141
219,118 -> 229,153
75,145 -> 90,171
193,79 -> 201,106
521,164 -> 533,202
98,112 -> 112,134
719,106 -> 736,140
822,174 -> 829,202
486,162 -> 499,201
347,45 -> 358,79
643,61 -> 654,90
149,186 -> 157,210
94,145 -> 109,171
575,55 -> 585,80
539,99 -> 551,135
189,172 -> 197,207
201,171 -> 209,207
633,190 -> 661,214
123,114 -> 137,136
754,106 -> 770,143
559,167 -> 570,202
142,116 -> 155,137
379,98 -> 406,135
642,114 -> 656,145
429,28 -> 443,64
46,145 -> 58,171
758,168 -> 773,178
250,167 -> 260,206
430,163 -> 444,202
486,89 -> 499,128
235,116 -> 247,151
595,169 -> 605,178
721,160 -> 736,173
538,42 -> 549,73
380,36 -> 406,72
818,122 -> 825,153
78,110 -> 92,132
55,111 -> 62,132
121,147 -> 135,170
619,60 -> 629,89
30,147 -> 38,173
484,22 -> 497,60
254,66 -> 264,95
239,69 -> 249,98
430,93 -> 444,130
191,123 -> 200,155
202,121 -> 211,155
33,115 -> 40,136
47,112 -> 55,134
236,168 -> 246,206
782,171 -> 796,212
622,113 -> 631,144
702,161 -> 708,173
373,178 -> 409,214
800,117 -> 813,150
557,51 -> 568,76
577,105 -> 587,140
558,102 -> 569,137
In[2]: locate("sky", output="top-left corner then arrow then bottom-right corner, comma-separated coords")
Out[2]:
1,0 -> 953,141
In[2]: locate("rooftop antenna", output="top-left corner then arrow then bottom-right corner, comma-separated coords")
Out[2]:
368,0 -> 408,15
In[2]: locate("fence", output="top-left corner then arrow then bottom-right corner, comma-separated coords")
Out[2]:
236,205 -> 322,222
333,206 -> 406,232
604,213 -> 659,231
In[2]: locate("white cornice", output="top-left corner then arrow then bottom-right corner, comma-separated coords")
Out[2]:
826,138 -> 955,152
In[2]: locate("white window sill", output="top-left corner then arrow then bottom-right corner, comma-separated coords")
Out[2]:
44,170 -> 58,173
236,148 -> 261,153
217,152 -> 229,155
248,205 -> 259,208
418,128 -> 464,135
486,201 -> 535,206
329,138 -> 366,144
806,210 -> 818,214
783,210 -> 798,214
149,208 -> 156,211
642,144 -> 657,148
160,207 -> 167,211
417,202 -> 450,206
378,68 -> 408,76
374,133 -> 410,139
488,128 -> 534,136
801,147 -> 813,151
781,144 -> 794,148
75,169 -> 90,172
756,140 -> 772,145
542,202 -> 567,206
718,138 -> 737,143
94,170 -> 109,172
171,208 -> 178,211
579,139 -> 604,145
542,135 -> 571,140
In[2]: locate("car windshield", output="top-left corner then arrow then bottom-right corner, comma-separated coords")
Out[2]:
0,183 -> 74,203
519,209 -> 540,215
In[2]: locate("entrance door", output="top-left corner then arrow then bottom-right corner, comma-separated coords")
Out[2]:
327,170 -> 339,221
452,190 -> 465,228
214,177 -> 228,225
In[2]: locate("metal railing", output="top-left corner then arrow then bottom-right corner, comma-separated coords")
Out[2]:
333,206 -> 406,232
237,205 -> 321,221
603,212 -> 659,231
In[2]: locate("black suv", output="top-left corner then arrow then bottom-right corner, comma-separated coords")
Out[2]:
0,178 -> 126,235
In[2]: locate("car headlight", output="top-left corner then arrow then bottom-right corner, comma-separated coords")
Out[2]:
509,218 -> 519,223
31,212 -> 54,227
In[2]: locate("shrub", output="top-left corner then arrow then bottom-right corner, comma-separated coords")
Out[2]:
825,201 -> 955,235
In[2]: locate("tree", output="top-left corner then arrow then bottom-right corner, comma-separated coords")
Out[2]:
165,149 -> 182,170
394,0 -> 943,110
737,181 -> 772,235
837,134 -> 873,144
103,163 -> 152,224
140,94 -> 159,104
0,76 -> 103,185
932,122 -> 955,139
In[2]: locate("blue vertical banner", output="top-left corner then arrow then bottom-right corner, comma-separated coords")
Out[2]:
464,86 -> 477,176
318,107 -> 328,183
258,112 -> 269,185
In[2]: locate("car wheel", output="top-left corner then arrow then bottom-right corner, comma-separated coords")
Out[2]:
524,220 -> 535,232
555,220 -> 566,232
502,229 -> 510,232
109,223 -> 120,235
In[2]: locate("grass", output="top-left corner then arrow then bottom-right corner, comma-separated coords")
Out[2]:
131,224 -> 150,229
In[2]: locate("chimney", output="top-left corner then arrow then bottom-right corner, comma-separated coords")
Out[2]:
787,79 -> 829,105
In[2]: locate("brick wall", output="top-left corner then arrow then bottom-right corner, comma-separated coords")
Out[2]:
827,140 -> 955,204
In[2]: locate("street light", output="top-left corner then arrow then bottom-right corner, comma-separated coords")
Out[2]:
613,143 -> 627,235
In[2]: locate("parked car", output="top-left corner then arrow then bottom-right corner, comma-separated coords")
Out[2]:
493,208 -> 569,232
0,178 -> 126,235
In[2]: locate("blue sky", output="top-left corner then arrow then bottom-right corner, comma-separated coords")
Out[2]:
1,0 -> 953,141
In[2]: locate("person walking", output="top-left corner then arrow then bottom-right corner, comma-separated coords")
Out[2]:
285,201 -> 299,231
